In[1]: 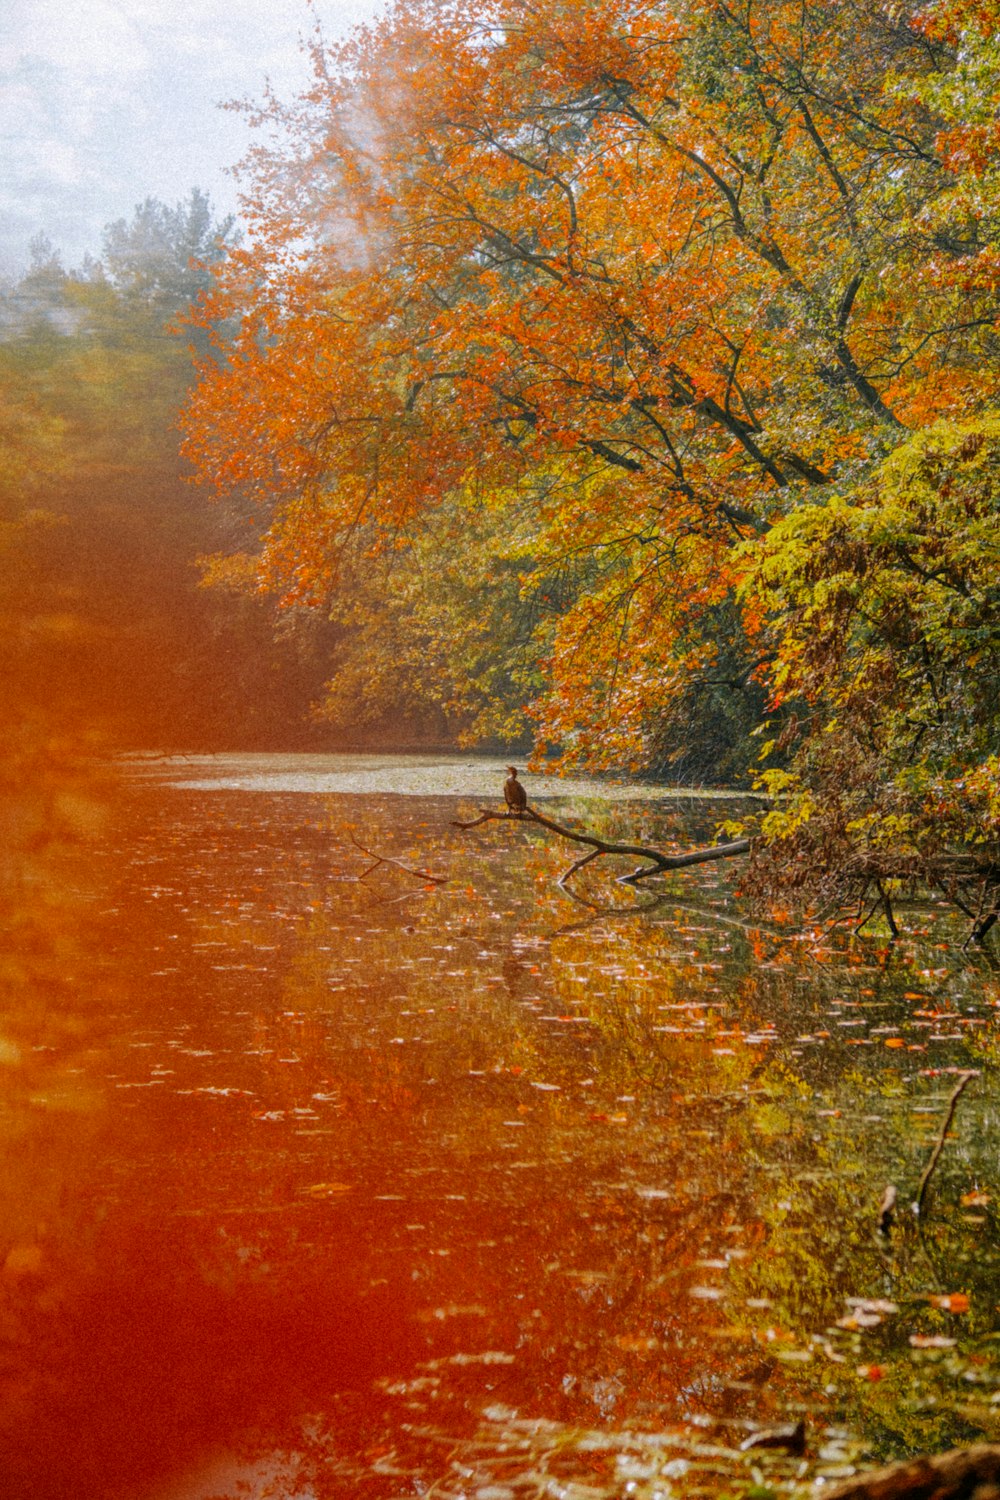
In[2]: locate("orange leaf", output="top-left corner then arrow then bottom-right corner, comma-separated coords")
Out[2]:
928,1292 -> 969,1313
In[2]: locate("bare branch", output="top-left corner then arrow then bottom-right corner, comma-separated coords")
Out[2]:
451,805 -> 750,886
348,833 -> 447,885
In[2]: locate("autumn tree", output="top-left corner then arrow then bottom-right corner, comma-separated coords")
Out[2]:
184,0 -> 999,910
740,416 -> 1000,936
732,0 -> 1000,931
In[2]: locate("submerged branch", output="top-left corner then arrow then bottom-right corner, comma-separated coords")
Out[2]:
914,1069 -> 977,1216
348,834 -> 447,886
451,805 -> 750,887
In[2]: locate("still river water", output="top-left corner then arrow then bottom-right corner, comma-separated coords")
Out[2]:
4,752 -> 1000,1500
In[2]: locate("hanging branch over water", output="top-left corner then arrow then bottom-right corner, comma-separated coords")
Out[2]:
451,805 -> 750,887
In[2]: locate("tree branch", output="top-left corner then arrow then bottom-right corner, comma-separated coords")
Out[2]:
914,1070 -> 977,1216
348,833 -> 447,885
451,805 -> 750,887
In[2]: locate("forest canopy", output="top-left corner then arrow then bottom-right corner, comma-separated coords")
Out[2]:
181,0 -> 1000,920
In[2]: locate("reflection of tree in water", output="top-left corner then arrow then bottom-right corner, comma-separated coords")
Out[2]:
3,779 -> 1000,1496
0,728 -> 117,1487
203,831 -> 772,1492
261,816 -> 1000,1495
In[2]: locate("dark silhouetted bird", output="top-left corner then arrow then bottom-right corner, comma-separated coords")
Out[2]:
504,766 -> 527,815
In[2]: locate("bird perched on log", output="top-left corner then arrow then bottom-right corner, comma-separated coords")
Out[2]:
504,766 -> 528,816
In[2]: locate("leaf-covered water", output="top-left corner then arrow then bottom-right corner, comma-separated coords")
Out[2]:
4,754 -> 1000,1500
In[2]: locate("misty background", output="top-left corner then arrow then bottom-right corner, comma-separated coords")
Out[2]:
1,0 -> 423,756
1,0 -> 381,277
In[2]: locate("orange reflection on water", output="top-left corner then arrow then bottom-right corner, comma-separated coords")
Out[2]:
2,760 -> 999,1498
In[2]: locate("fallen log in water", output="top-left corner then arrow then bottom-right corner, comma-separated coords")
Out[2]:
821,1444 -> 1000,1499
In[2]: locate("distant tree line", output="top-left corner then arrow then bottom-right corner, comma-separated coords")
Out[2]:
1,190 -> 338,752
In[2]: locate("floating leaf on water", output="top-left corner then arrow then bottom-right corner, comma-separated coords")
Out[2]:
909,1334 -> 957,1348
3,1244 -> 44,1279
614,1334 -> 660,1354
482,1404 -> 518,1423
661,1458 -> 690,1479
417,1304 -> 487,1322
928,1292 -> 970,1313
446,1351 -> 515,1366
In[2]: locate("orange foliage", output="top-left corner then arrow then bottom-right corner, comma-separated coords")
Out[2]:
183,0 -> 999,767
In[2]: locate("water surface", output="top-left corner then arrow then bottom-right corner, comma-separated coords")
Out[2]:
3,753 -> 999,1499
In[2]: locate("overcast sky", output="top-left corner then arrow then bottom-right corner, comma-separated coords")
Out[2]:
0,0 -> 382,279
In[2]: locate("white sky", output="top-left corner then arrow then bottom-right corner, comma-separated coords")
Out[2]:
0,0 -> 382,278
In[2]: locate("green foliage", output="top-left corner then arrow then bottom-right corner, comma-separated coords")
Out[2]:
0,195 -> 333,751
740,416 -> 1000,912
100,189 -> 235,318
282,487 -> 548,749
